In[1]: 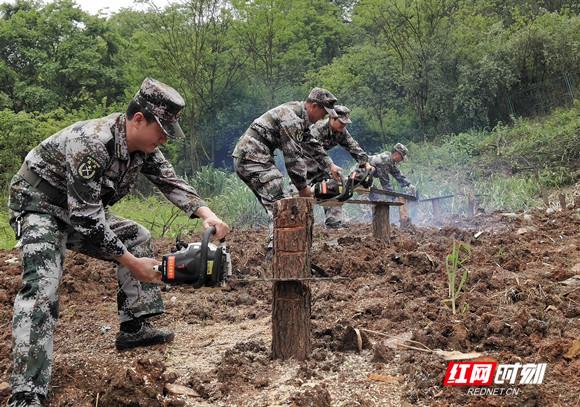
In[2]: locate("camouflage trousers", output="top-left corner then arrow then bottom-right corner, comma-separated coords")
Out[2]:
233,157 -> 288,247
8,210 -> 163,396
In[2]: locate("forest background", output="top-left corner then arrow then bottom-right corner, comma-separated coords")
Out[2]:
1,0 -> 578,246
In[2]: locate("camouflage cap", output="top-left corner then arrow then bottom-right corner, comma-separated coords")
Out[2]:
334,105 -> 352,124
307,87 -> 338,118
133,77 -> 186,139
392,143 -> 409,159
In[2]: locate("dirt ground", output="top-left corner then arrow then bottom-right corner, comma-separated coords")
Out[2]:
0,203 -> 579,406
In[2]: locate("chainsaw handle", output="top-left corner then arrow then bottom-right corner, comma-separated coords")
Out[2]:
194,226 -> 216,288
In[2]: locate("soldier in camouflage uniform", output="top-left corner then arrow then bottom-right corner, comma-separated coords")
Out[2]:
232,87 -> 342,248
304,105 -> 374,228
369,143 -> 416,198
6,78 -> 230,407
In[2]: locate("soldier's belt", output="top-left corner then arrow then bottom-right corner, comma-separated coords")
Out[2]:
17,163 -> 67,207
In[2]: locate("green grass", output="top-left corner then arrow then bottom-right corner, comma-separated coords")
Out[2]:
0,171 -> 268,248
0,211 -> 15,249
476,174 -> 542,211
444,240 -> 471,315
110,195 -> 198,239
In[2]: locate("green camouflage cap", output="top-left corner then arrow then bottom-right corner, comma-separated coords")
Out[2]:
134,77 -> 186,139
334,105 -> 352,124
307,87 -> 338,118
392,143 -> 409,159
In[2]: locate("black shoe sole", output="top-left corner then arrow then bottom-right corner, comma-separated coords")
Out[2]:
115,332 -> 175,351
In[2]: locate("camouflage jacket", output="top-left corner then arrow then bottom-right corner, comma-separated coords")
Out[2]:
232,101 -> 333,190
368,152 -> 410,191
9,113 -> 206,258
308,119 -> 369,164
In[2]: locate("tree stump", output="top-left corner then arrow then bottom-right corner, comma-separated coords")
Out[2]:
559,193 -> 567,210
432,199 -> 442,221
467,192 -> 476,216
398,197 -> 410,227
372,203 -> 391,241
272,197 -> 313,361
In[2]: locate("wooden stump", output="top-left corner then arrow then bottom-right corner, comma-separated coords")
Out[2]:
272,197 -> 313,361
398,197 -> 410,227
467,192 -> 476,216
559,193 -> 567,210
432,199 -> 442,221
372,203 -> 391,241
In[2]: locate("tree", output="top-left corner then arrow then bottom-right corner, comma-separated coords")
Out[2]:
138,0 -> 245,172
0,0 -> 125,112
353,0 -> 458,135
232,0 -> 348,108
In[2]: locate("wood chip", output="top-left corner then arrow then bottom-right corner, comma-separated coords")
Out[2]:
433,350 -> 483,360
164,383 -> 198,397
354,328 -> 363,352
564,340 -> 580,360
368,373 -> 399,383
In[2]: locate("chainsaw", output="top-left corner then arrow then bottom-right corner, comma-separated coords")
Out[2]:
312,167 -> 373,202
154,226 -> 232,287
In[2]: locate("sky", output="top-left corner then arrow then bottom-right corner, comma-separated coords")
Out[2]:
74,0 -> 173,16
6,0 -> 172,16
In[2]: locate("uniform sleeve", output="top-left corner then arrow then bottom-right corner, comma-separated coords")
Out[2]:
302,131 -> 334,171
65,136 -> 127,258
278,124 -> 309,190
141,150 -> 208,218
339,129 -> 369,164
389,165 -> 410,188
374,165 -> 393,191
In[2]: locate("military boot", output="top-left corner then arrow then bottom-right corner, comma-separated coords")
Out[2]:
115,318 -> 174,351
7,392 -> 45,407
325,219 -> 345,229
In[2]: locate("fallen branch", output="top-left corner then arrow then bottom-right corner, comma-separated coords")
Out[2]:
358,327 -> 483,360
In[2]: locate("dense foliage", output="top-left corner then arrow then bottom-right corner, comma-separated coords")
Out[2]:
0,0 -> 578,242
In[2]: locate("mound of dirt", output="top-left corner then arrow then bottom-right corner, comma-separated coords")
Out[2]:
0,206 -> 578,406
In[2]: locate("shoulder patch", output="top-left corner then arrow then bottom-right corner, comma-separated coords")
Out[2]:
77,156 -> 101,180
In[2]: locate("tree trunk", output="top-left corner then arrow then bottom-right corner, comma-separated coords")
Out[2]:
372,203 -> 391,241
398,197 -> 410,227
271,198 -> 313,361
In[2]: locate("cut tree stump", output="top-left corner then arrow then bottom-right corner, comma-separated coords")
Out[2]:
272,197 -> 313,361
559,193 -> 567,210
398,197 -> 410,227
373,202 -> 392,241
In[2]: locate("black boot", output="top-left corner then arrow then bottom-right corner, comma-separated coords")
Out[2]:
7,392 -> 45,407
115,318 -> 174,350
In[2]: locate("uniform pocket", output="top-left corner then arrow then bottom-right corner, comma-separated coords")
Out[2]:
258,171 -> 283,184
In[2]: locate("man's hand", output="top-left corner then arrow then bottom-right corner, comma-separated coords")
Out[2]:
298,186 -> 313,197
361,162 -> 375,174
405,184 -> 417,196
196,206 -> 231,240
117,252 -> 162,283
329,164 -> 342,182
202,216 -> 230,240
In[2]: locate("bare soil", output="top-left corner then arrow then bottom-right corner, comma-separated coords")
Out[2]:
0,207 -> 579,406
